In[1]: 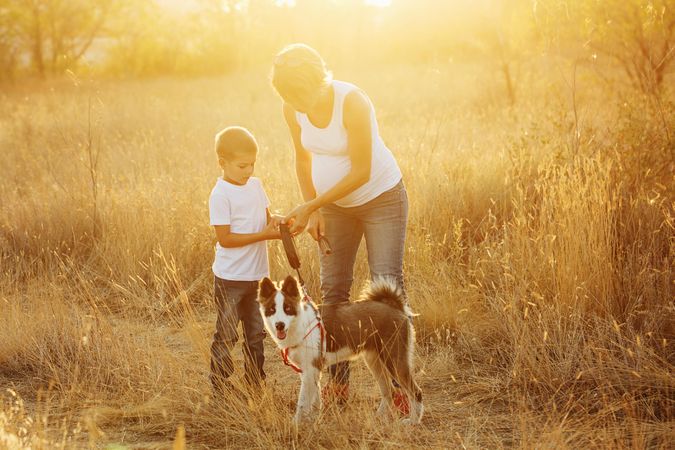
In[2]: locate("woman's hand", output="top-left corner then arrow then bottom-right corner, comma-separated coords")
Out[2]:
284,202 -> 317,236
306,211 -> 325,241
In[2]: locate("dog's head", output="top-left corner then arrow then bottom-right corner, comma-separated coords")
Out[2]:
257,275 -> 302,342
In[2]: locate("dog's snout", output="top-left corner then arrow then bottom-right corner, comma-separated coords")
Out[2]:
275,322 -> 285,331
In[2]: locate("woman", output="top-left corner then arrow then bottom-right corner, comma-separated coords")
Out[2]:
272,43 -> 408,408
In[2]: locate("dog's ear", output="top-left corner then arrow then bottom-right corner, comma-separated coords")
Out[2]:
281,275 -> 299,297
258,277 -> 277,300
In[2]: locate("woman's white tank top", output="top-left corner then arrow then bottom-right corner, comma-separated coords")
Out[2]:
295,80 -> 402,208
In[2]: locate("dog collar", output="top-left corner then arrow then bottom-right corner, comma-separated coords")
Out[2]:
280,319 -> 325,374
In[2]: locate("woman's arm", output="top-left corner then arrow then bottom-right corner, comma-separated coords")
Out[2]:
283,103 -> 317,202
285,90 -> 372,234
310,90 -> 372,206
282,103 -> 325,240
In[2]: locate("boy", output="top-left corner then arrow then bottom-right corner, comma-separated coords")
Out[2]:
208,126 -> 279,398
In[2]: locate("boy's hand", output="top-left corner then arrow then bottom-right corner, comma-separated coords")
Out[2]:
269,214 -> 284,227
263,218 -> 281,240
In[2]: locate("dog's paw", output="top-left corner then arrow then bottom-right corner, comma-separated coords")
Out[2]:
292,415 -> 306,428
293,410 -> 316,426
376,408 -> 392,420
400,417 -> 420,426
376,400 -> 395,418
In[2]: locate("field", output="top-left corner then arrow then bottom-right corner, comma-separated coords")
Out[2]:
0,63 -> 673,448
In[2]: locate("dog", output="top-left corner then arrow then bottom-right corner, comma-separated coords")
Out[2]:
257,275 -> 423,424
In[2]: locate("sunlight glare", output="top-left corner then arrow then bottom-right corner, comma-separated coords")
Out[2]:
365,0 -> 392,6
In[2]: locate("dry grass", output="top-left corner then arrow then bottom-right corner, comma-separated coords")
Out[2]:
0,63 -> 673,449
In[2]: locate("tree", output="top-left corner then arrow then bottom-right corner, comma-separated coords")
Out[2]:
478,0 -> 538,105
2,0 -> 118,78
0,3 -> 22,80
534,0 -> 675,96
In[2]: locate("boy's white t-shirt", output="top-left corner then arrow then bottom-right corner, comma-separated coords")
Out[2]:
209,177 -> 270,281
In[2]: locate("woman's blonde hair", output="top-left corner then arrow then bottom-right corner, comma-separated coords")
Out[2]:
271,43 -> 333,99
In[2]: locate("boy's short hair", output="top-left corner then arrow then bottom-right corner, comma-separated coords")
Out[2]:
215,126 -> 258,160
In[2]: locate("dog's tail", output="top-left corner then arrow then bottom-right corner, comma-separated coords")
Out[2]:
362,278 -> 417,317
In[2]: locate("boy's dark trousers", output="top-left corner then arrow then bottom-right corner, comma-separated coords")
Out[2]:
210,277 -> 266,393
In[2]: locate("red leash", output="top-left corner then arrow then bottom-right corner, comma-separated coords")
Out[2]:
280,320 -> 324,374
277,224 -> 330,374
280,292 -> 325,374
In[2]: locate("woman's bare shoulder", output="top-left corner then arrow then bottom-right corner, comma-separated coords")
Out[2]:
343,89 -> 370,126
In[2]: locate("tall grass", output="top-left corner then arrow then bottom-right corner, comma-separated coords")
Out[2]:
0,63 -> 672,448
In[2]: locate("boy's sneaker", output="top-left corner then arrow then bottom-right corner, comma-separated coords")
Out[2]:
392,390 -> 410,416
321,383 -> 349,407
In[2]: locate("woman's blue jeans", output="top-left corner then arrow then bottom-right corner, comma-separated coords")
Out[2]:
319,179 -> 408,385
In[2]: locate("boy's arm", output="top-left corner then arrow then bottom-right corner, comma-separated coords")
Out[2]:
214,221 -> 279,248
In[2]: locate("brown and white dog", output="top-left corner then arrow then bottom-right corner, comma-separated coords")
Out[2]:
257,275 -> 423,424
